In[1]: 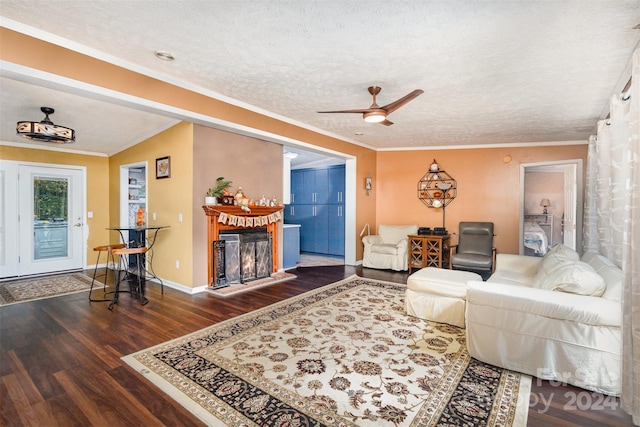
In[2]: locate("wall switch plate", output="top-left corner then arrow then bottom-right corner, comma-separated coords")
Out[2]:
87,211 -> 93,218
175,260 -> 180,269
178,213 -> 183,222
152,212 -> 157,220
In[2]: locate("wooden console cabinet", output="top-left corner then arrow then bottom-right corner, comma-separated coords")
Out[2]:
408,234 -> 451,273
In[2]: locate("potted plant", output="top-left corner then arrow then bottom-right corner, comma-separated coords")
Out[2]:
205,177 -> 232,205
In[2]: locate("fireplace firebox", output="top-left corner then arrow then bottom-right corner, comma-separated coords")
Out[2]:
213,228 -> 272,288
203,205 -> 283,288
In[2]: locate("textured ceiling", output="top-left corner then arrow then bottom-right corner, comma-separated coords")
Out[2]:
1,1 -> 639,158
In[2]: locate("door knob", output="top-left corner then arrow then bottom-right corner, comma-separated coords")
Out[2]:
74,223 -> 83,227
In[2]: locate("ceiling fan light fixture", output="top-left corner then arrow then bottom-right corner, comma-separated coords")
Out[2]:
363,111 -> 386,123
16,107 -> 75,143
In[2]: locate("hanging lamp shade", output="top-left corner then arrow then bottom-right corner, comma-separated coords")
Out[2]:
16,107 -> 75,143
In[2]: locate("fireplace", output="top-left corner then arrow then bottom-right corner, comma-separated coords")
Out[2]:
203,205 -> 283,288
214,228 -> 272,287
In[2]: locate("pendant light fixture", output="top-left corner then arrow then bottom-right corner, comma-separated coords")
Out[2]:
16,107 -> 75,143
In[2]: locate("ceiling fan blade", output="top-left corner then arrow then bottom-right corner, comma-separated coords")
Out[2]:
318,108 -> 376,114
379,119 -> 394,126
381,89 -> 424,114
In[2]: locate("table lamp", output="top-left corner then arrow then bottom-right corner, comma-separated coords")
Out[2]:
540,199 -> 550,214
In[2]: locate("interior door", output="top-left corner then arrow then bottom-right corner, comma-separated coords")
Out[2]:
1,164 -> 85,278
562,164 -> 577,249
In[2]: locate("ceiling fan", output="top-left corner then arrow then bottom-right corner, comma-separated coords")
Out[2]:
318,86 -> 423,126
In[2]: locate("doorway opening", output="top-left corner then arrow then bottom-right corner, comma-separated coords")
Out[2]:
119,162 -> 147,228
519,160 -> 583,256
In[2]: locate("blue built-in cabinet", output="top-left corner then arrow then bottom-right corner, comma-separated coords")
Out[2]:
285,165 -> 345,256
283,224 -> 301,269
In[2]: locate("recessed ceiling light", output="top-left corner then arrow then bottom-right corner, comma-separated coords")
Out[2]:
354,131 -> 364,136
154,50 -> 175,61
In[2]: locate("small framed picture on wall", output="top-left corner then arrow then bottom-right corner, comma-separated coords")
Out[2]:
156,156 -> 171,179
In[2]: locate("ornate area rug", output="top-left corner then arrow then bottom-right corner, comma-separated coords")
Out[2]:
207,272 -> 296,297
123,275 -> 531,426
0,272 -> 93,306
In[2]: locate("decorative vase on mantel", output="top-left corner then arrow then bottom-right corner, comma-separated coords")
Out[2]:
205,196 -> 217,205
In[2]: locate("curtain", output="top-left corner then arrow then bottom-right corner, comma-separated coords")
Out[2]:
584,90 -> 631,264
584,47 -> 639,423
621,48 -> 640,426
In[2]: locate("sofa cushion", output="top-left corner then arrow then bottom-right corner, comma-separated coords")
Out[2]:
532,244 -> 581,287
487,270 -> 534,287
468,281 -> 621,326
582,251 -> 623,303
537,260 -> 606,296
371,243 -> 401,255
407,267 -> 482,297
493,253 -> 542,277
546,244 -> 581,261
377,224 -> 418,245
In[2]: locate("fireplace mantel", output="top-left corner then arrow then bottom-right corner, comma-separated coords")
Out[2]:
203,205 -> 284,287
203,205 -> 284,217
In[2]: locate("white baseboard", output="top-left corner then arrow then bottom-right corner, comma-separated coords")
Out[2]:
144,277 -> 209,294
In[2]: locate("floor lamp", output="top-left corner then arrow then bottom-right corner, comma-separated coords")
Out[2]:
431,184 -> 452,228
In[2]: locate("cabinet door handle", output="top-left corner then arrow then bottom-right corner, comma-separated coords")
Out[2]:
291,194 -> 294,203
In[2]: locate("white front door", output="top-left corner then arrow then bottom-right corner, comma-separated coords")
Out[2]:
0,162 -> 85,278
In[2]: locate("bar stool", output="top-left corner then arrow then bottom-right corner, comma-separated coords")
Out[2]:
89,243 -> 126,302
108,246 -> 149,310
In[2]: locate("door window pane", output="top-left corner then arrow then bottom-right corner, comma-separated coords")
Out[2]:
33,176 -> 69,260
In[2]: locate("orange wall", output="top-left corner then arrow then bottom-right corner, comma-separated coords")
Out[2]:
0,145 -> 110,266
109,122 -> 194,286
375,145 -> 587,254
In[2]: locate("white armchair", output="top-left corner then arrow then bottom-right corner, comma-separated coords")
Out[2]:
362,224 -> 418,271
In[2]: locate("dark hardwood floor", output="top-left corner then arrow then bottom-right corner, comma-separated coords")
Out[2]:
0,266 -> 633,426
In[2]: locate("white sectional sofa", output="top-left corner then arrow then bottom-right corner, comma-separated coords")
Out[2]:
465,245 -> 623,396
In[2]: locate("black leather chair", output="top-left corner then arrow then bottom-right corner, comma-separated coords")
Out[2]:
449,222 -> 496,273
